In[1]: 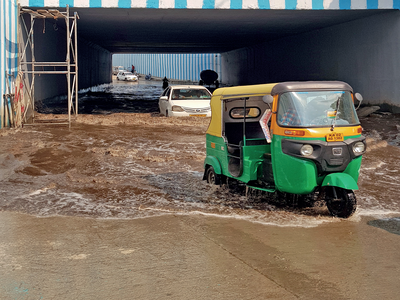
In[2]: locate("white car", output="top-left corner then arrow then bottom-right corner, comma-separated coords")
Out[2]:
117,71 -> 138,81
113,66 -> 125,75
158,85 -> 212,117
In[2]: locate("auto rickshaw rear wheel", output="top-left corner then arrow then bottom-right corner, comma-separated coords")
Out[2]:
206,166 -> 221,185
326,188 -> 357,218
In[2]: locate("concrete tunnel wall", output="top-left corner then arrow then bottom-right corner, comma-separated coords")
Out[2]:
79,41 -> 112,90
221,10 -> 400,111
22,8 -> 400,109
24,16 -> 111,102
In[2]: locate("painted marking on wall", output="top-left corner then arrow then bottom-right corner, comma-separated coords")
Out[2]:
1,0 -> 18,128
18,0 -> 397,8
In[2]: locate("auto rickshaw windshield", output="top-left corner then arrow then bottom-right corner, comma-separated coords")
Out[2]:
277,91 -> 360,127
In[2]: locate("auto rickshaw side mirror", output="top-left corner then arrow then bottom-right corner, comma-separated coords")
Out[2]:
354,93 -> 363,102
354,93 -> 363,110
262,95 -> 274,104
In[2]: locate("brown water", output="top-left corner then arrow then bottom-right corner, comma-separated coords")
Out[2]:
1,80 -> 399,228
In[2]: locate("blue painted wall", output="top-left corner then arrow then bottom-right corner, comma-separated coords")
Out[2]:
0,0 -> 18,128
112,53 -> 221,82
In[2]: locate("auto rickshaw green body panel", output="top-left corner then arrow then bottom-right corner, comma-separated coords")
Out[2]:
270,135 -> 362,194
204,82 -> 366,218
205,134 -> 362,194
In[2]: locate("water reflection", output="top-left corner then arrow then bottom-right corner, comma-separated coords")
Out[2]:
368,218 -> 400,235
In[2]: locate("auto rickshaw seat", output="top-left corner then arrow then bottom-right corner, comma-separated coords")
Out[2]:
225,123 -> 243,145
227,145 -> 240,155
225,122 -> 265,145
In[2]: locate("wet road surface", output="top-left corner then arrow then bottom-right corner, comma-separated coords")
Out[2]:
0,78 -> 399,299
1,212 -> 399,299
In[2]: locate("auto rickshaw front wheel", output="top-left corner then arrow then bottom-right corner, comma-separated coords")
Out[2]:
206,166 -> 221,185
326,187 -> 357,218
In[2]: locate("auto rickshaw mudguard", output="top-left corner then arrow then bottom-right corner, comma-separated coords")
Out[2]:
322,173 -> 359,190
204,156 -> 222,175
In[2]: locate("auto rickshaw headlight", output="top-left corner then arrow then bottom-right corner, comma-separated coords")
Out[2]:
353,142 -> 365,155
172,106 -> 184,112
300,144 -> 313,156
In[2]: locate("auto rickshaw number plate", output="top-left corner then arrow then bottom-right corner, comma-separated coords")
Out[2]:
190,114 -> 206,117
326,133 -> 344,142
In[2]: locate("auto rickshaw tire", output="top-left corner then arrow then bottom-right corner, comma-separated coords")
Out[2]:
206,166 -> 220,185
326,188 -> 357,218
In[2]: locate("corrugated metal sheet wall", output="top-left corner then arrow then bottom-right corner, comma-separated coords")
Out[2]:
0,0 -> 18,128
112,53 -> 221,82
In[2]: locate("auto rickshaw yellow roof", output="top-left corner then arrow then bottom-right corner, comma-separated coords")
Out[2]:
207,83 -> 278,137
206,81 -> 354,137
212,83 -> 278,99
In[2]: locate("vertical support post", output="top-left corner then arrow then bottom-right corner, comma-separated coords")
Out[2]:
74,12 -> 78,115
243,97 -> 247,146
66,5 -> 71,124
31,15 -> 35,119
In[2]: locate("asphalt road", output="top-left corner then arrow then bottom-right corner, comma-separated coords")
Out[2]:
0,212 -> 399,299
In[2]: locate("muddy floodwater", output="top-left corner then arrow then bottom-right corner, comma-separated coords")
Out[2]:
1,79 -> 400,227
0,79 -> 400,299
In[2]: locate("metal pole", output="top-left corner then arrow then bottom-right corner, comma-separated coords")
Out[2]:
66,5 -> 71,125
20,15 -> 34,64
243,98 -> 247,146
74,12 -> 78,115
31,15 -> 35,119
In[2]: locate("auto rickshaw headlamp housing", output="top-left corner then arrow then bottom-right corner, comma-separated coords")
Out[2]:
281,136 -> 365,174
300,144 -> 314,156
352,141 -> 365,155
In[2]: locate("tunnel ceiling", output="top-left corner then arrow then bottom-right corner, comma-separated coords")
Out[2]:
68,8 -> 385,54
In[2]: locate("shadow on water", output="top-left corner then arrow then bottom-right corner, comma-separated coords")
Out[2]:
36,81 -> 163,115
367,218 -> 400,235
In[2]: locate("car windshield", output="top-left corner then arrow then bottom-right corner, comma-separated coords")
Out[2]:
277,91 -> 359,127
171,89 -> 211,100
124,72 -> 133,75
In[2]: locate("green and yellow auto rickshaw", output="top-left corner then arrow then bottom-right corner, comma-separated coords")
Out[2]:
203,81 -> 366,218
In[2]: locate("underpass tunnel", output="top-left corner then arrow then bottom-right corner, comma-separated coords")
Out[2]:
221,9 -> 400,111
20,7 -> 400,111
